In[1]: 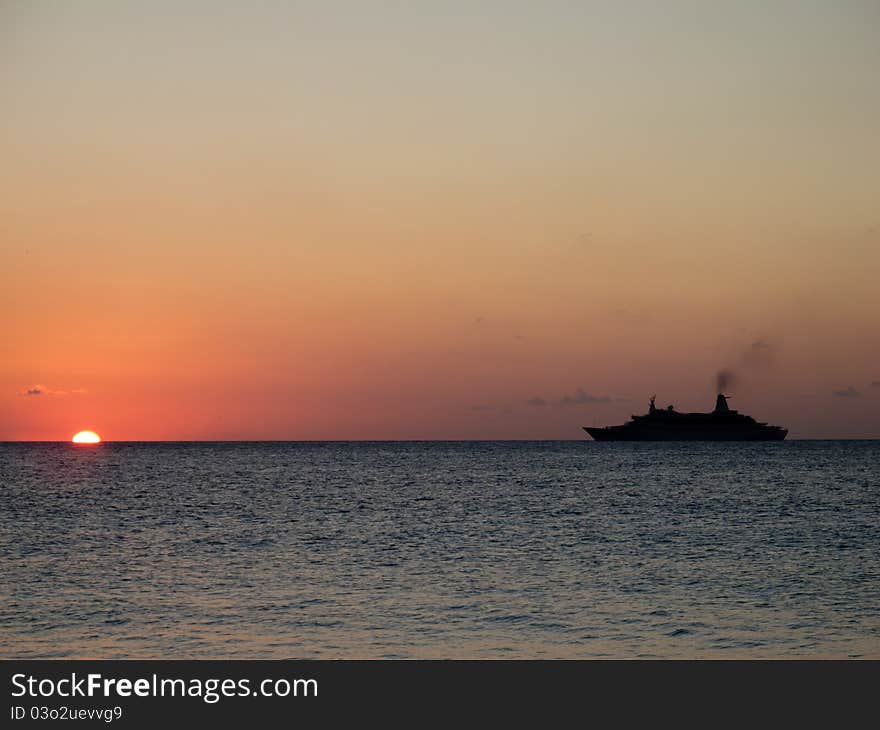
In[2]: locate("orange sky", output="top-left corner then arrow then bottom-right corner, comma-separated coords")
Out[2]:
2,2 -> 879,439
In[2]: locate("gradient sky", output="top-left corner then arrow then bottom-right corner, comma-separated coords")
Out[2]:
2,0 -> 878,439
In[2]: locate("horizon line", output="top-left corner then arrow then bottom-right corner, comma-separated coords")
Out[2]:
3,437 -> 880,443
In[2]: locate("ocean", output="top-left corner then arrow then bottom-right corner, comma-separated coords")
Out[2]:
1,441 -> 878,659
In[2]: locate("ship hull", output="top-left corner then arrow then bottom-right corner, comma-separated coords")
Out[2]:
584,426 -> 787,441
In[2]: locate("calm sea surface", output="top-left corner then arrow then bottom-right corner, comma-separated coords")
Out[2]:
1,441 -> 878,658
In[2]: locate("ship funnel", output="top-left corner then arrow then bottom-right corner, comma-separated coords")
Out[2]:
714,393 -> 730,413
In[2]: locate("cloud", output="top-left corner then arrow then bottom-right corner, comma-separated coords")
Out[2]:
20,384 -> 87,397
832,386 -> 862,399
871,381 -> 880,388
557,388 -> 612,406
470,404 -> 496,412
527,389 -> 615,408
741,339 -> 775,367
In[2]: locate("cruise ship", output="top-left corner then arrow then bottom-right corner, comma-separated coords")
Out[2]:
584,394 -> 787,441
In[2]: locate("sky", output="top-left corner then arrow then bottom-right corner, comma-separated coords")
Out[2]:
2,0 -> 878,439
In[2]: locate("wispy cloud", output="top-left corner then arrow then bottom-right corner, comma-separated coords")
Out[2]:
21,384 -> 87,397
741,339 -> 775,367
558,389 -> 613,406
527,389 -> 616,408
832,386 -> 861,399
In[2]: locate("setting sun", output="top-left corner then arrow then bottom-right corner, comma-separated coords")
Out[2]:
71,430 -> 101,444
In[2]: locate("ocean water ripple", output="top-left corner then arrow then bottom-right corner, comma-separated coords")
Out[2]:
1,441 -> 878,658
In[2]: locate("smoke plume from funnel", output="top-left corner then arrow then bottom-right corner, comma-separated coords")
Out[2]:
716,369 -> 736,392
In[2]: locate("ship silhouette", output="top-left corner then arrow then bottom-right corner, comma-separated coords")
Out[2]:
584,394 -> 787,441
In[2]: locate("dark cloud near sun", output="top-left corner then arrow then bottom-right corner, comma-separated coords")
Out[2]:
20,384 -> 87,397
832,386 -> 861,399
